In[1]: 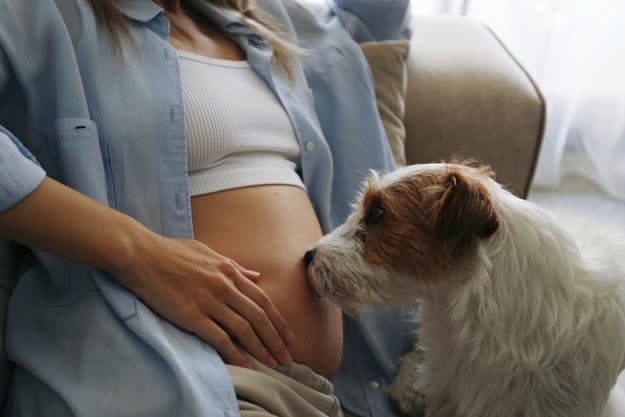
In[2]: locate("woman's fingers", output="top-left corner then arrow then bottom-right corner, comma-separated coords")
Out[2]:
229,273 -> 294,364
211,261 -> 293,365
189,313 -> 253,369
234,262 -> 261,283
208,303 -> 278,369
235,273 -> 295,346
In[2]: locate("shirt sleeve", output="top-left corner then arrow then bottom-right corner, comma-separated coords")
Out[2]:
329,0 -> 412,42
0,126 -> 46,212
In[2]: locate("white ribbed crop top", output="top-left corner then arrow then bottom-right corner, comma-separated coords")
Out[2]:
177,49 -> 305,196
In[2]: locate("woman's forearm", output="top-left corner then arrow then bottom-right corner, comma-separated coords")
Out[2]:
0,176 -> 149,273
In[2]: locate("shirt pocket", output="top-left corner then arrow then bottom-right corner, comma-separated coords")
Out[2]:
43,118 -> 110,205
42,118 -> 134,319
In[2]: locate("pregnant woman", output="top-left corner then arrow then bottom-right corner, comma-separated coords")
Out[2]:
0,0 -> 412,416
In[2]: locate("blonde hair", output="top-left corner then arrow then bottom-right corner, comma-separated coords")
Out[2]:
87,0 -> 298,76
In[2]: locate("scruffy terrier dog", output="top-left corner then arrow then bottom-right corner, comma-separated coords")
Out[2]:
305,161 -> 625,417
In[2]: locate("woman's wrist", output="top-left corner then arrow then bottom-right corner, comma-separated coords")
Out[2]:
100,212 -> 152,277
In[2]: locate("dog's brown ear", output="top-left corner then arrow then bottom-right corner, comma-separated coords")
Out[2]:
433,169 -> 499,250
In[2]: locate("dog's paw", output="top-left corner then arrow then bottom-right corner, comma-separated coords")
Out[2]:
388,380 -> 426,417
388,348 -> 427,416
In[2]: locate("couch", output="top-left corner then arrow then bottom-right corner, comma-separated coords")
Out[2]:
403,16 -> 544,197
0,15 -> 545,411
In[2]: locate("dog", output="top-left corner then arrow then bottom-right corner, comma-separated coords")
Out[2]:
304,161 -> 625,417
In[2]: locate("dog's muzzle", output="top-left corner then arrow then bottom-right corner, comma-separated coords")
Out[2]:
304,248 -> 316,269
303,248 -> 323,298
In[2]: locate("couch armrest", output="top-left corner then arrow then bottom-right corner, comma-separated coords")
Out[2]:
403,16 -> 545,198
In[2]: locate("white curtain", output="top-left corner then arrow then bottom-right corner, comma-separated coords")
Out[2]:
463,0 -> 625,199
412,0 -> 468,15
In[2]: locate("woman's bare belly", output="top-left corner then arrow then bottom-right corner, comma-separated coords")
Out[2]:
191,185 -> 343,378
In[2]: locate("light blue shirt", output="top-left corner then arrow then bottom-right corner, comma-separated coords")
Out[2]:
0,0 -> 413,416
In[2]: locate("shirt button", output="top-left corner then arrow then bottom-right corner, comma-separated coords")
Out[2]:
305,141 -> 315,151
369,381 -> 380,390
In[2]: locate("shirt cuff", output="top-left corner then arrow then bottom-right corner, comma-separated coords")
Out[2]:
0,129 -> 46,212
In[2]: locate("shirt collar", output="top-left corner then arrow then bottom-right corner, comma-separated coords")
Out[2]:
114,0 -> 163,23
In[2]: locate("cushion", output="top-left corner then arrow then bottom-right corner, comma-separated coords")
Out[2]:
360,40 -> 411,166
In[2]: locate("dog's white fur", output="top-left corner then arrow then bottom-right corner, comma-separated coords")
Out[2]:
307,163 -> 625,417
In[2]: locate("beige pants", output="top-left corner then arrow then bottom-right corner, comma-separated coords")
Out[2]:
226,356 -> 344,417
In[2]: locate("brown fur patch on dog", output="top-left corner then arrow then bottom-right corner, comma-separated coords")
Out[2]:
359,170 -> 450,283
358,164 -> 499,282
447,156 -> 497,180
433,166 -> 499,249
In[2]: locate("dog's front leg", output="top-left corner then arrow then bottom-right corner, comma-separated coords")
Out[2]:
388,346 -> 426,417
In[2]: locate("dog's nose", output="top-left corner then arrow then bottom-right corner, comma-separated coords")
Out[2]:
304,249 -> 316,268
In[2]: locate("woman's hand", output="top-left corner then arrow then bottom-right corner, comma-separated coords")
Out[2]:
111,235 -> 295,369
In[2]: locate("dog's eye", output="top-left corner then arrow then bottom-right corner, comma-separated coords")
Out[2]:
365,203 -> 385,225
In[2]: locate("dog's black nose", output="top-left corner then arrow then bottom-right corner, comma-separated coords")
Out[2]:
304,249 -> 316,268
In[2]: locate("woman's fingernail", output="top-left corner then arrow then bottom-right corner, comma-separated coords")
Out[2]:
278,350 -> 292,365
243,271 -> 261,282
267,357 -> 278,368
286,331 -> 296,344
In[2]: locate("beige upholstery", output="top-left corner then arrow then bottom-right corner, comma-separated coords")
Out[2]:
404,16 -> 545,198
0,16 -> 545,409
361,40 -> 411,167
